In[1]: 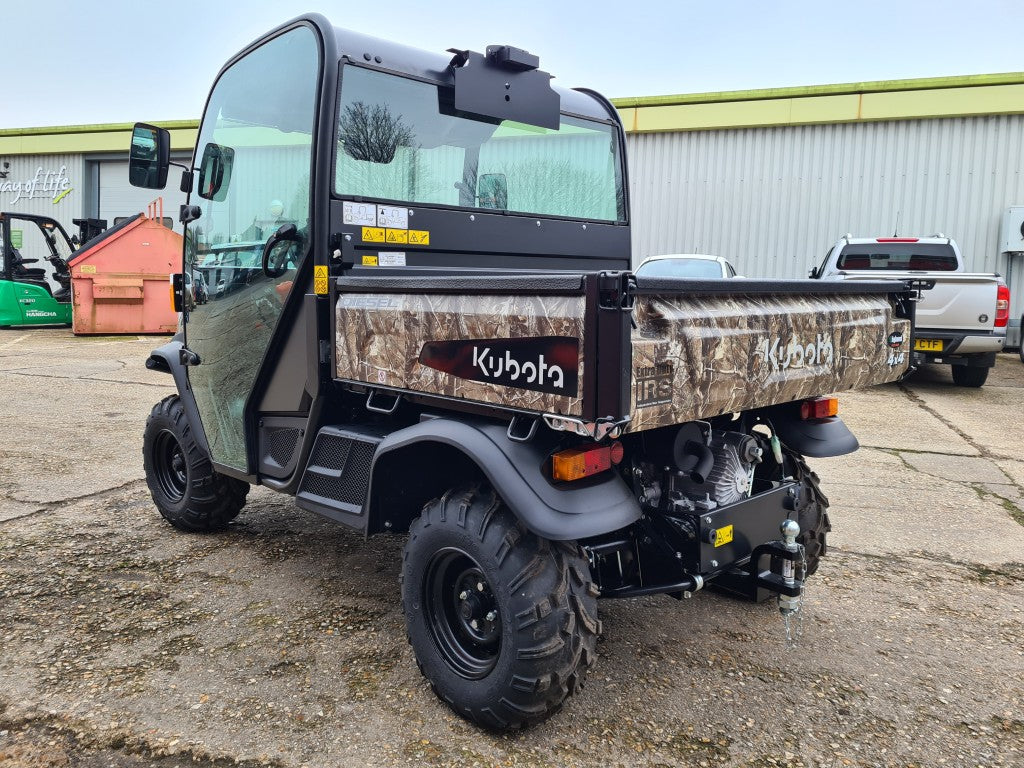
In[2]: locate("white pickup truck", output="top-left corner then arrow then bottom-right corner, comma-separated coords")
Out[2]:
812,235 -> 1010,387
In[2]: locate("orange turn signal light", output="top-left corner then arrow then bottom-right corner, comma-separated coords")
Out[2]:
800,396 -> 838,420
552,441 -> 624,482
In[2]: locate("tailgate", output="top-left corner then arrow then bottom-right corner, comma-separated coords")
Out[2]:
839,272 -> 998,332
628,278 -> 913,433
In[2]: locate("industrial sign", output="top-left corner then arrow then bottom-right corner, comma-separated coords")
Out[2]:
0,166 -> 74,205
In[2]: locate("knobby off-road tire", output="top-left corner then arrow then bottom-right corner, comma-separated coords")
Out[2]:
788,453 -> 831,577
951,364 -> 989,388
401,485 -> 600,730
142,395 -> 248,532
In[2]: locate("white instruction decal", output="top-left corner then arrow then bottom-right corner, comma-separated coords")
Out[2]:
378,252 -> 406,267
377,205 -> 408,230
343,201 -> 377,226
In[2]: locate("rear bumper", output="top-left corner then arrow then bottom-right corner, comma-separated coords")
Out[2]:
914,328 -> 1005,358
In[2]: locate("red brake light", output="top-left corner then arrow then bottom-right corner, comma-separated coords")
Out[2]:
876,238 -> 919,242
995,284 -> 1010,328
552,442 -> 624,482
800,396 -> 838,420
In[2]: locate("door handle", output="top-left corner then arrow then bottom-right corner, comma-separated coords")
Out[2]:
262,223 -> 299,278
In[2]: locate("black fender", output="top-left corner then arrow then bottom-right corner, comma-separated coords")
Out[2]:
365,417 -> 641,541
145,336 -> 212,457
764,402 -> 859,458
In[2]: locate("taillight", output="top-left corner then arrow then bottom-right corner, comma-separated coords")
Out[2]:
800,396 -> 838,420
552,441 -> 624,482
995,284 -> 1010,328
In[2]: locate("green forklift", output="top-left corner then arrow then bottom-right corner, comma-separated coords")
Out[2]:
0,213 -> 75,327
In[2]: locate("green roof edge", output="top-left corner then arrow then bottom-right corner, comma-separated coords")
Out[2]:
0,119 -> 200,137
610,72 -> 1024,109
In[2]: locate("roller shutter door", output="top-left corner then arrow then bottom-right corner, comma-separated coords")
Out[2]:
97,159 -> 187,233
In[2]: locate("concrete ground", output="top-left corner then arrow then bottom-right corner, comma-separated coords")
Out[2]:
0,328 -> 1022,768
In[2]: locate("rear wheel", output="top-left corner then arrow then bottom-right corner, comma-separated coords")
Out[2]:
143,395 -> 248,531
951,364 -> 988,387
401,485 -> 599,730
788,453 -> 831,577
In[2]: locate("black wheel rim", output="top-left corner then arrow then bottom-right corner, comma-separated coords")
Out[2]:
423,548 -> 502,680
153,429 -> 188,503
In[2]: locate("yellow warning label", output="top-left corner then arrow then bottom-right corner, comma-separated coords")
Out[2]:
713,525 -> 734,548
361,255 -> 379,266
313,265 -> 328,295
80,264 -> 97,274
361,226 -> 385,243
408,229 -> 430,245
385,228 -> 408,244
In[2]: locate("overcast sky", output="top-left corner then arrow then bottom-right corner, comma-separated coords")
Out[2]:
3,0 -> 1023,129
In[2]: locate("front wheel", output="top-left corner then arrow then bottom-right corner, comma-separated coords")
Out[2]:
142,395 -> 248,531
401,486 -> 600,730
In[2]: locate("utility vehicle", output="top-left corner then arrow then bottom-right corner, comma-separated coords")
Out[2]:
0,213 -> 74,327
133,14 -> 915,730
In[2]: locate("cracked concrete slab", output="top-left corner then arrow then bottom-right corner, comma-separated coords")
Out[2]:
834,385 -> 978,455
898,452 -> 1013,485
0,499 -> 45,522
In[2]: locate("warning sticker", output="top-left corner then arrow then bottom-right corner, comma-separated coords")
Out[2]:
377,205 -> 408,230
408,229 -> 430,245
713,525 -> 734,548
314,265 -> 329,295
361,255 -> 379,266
378,252 -> 406,267
385,229 -> 408,244
361,227 -> 385,243
343,201 -> 377,227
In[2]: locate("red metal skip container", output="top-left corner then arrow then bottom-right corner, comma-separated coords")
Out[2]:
69,200 -> 180,335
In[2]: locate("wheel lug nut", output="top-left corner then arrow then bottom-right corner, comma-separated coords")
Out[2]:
470,619 -> 479,629
485,610 -> 497,622
459,590 -> 468,600
476,581 -> 485,592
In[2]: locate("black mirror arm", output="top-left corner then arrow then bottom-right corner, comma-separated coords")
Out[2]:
261,224 -> 299,278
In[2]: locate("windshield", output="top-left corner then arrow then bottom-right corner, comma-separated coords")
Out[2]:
837,243 -> 958,271
636,257 -> 724,279
334,66 -> 625,223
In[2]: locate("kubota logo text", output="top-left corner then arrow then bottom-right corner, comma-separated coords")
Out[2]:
757,333 -> 835,372
418,336 -> 579,396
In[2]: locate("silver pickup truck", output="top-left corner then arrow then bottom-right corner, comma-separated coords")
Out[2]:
812,235 -> 1010,387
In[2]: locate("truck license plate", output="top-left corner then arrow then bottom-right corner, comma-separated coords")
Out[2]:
914,339 -> 943,352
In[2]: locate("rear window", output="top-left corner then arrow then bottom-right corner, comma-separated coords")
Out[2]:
837,243 -> 958,271
636,258 -> 723,279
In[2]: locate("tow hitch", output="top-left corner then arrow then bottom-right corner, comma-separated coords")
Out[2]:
745,519 -> 807,643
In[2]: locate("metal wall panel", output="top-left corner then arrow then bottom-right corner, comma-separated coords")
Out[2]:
626,115 -> 1024,324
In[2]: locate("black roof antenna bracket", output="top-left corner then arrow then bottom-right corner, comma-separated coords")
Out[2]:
446,45 -> 559,129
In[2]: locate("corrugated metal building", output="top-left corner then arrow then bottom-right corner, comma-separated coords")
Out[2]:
614,73 -> 1024,343
2,73 -> 1022,342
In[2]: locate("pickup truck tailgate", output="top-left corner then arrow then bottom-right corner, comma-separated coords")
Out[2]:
628,279 -> 913,433
838,272 -> 998,332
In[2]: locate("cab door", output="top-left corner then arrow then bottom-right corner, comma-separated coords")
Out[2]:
183,26 -> 321,472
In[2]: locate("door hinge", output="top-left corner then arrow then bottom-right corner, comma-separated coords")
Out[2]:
179,347 -> 201,366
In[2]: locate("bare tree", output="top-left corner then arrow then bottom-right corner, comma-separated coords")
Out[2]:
339,102 -> 414,164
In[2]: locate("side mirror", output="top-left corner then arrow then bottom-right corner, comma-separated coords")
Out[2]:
197,143 -> 235,202
129,123 -> 171,189
478,173 -> 508,209
808,267 -> 819,279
